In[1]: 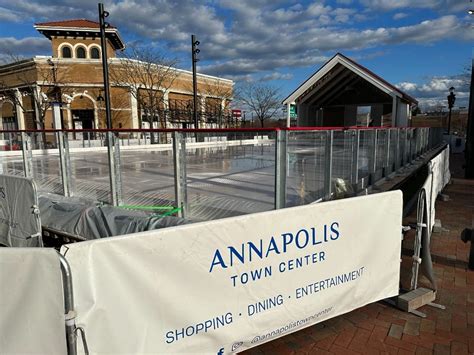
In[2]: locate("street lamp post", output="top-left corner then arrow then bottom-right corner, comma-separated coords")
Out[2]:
191,35 -> 200,129
447,86 -> 456,135
98,3 -> 119,206
98,3 -> 112,130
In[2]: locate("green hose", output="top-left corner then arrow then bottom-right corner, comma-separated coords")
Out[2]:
118,205 -> 176,211
118,204 -> 182,218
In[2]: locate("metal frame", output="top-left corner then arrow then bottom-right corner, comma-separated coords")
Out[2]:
21,132 -> 33,178
5,127 -> 445,217
59,253 -> 78,355
323,130 -> 333,200
58,252 -> 89,355
351,130 -> 360,186
274,130 -> 287,209
58,131 -> 72,196
173,131 -> 188,218
113,133 -> 123,205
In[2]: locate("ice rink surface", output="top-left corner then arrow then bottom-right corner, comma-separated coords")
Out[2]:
0,134 -> 369,220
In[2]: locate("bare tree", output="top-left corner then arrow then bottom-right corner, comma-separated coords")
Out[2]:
235,82 -> 281,128
0,56 -> 68,146
199,78 -> 233,127
110,45 -> 179,142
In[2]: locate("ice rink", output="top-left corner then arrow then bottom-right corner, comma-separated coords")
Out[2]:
0,132 -> 372,220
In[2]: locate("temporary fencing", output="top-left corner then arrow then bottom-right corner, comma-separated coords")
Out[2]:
0,126 -> 450,354
62,190 -> 402,354
0,126 -> 443,221
409,145 -> 450,292
0,249 -> 69,354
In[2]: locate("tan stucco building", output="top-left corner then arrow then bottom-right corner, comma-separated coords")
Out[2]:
0,19 -> 233,134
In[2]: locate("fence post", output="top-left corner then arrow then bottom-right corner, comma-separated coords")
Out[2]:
424,129 -> 429,152
274,129 -> 287,209
385,129 -> 391,176
394,129 -> 400,170
64,133 -> 73,195
58,253 -> 78,355
57,131 -> 72,197
369,129 -> 377,184
403,128 -> 409,166
173,131 -> 188,218
351,130 -> 359,187
407,128 -> 414,164
113,133 -> 123,205
106,131 -> 118,206
21,132 -> 33,178
324,130 -> 333,200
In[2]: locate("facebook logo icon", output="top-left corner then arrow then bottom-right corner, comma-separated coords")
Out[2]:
217,348 -> 224,355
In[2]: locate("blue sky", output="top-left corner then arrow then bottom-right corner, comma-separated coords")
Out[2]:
0,0 -> 472,109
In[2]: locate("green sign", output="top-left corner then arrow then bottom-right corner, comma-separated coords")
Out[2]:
290,105 -> 297,119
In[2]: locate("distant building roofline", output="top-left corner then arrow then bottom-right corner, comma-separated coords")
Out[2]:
282,53 -> 418,105
34,19 -> 125,50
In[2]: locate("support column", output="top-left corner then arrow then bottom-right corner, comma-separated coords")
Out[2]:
173,131 -> 188,218
200,96 -> 206,127
66,105 -> 72,129
286,102 -> 291,127
351,130 -> 360,186
14,90 -> 25,130
130,88 -> 139,129
33,86 -> 41,130
274,130 -> 287,209
162,90 -> 170,129
391,95 -> 398,127
220,98 -> 225,128
324,130 -> 334,200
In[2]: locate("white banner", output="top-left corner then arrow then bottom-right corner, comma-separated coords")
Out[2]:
0,248 -> 66,354
423,145 -> 450,234
63,191 -> 402,354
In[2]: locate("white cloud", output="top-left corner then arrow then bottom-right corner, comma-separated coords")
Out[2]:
393,12 -> 408,20
359,0 -> 467,12
397,82 -> 417,91
0,7 -> 22,22
0,37 -> 50,59
0,0 -> 471,82
261,72 -> 293,81
397,73 -> 470,109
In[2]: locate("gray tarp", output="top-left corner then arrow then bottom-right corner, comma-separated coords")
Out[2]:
0,175 -> 42,247
39,193 -> 188,240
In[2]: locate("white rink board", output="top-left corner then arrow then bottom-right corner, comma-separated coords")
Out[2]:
63,190 -> 403,354
0,248 -> 66,354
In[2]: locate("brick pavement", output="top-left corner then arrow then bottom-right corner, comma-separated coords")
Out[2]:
245,154 -> 474,355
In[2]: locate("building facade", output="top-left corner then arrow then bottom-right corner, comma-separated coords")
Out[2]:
0,19 -> 234,137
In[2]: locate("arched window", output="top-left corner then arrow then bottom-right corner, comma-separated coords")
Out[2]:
76,46 -> 86,59
90,47 -> 100,59
61,46 -> 72,58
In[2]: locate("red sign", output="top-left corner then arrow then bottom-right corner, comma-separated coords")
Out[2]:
232,109 -> 242,118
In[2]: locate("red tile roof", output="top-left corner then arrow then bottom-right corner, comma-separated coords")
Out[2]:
35,19 -> 115,29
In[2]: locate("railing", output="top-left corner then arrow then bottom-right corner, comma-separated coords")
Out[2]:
0,127 -> 444,221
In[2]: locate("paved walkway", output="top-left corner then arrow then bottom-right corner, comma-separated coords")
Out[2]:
246,154 -> 474,355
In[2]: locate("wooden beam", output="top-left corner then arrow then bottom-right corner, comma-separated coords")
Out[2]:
305,71 -> 358,107
298,64 -> 347,104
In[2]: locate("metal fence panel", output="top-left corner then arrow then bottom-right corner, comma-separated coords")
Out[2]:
182,131 -> 276,220
0,127 -> 447,222
285,131 -> 326,207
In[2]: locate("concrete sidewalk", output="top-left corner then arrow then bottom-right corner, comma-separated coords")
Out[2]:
245,156 -> 474,355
